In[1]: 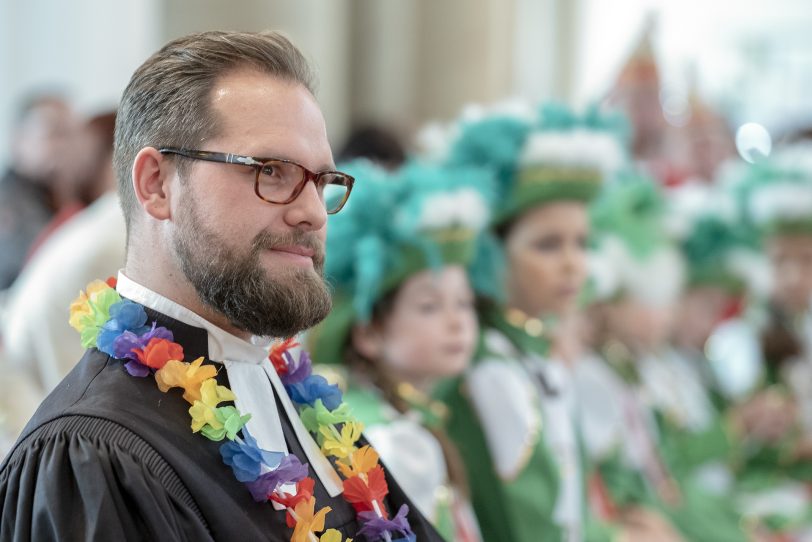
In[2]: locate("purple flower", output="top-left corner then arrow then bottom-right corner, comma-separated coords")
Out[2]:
244,454 -> 309,502
220,427 -> 284,482
280,350 -> 312,386
123,360 -> 151,377
112,323 -> 173,361
284,374 -> 342,410
96,301 -> 150,356
358,504 -> 413,540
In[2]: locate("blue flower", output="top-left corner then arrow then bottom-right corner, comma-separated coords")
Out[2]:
96,300 -> 150,356
220,427 -> 284,482
284,374 -> 342,410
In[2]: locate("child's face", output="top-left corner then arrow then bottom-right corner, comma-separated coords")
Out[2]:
503,201 -> 590,317
354,265 -> 479,382
606,297 -> 676,353
674,286 -> 734,350
768,234 -> 812,314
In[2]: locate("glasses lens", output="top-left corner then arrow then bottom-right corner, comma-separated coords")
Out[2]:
322,175 -> 350,213
256,160 -> 303,202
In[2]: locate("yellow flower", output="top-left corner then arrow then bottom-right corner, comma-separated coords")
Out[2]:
189,400 -> 222,433
155,358 -> 219,403
291,497 -> 331,542
319,421 -> 363,460
320,529 -> 350,542
188,378 -> 235,433
336,445 -> 379,479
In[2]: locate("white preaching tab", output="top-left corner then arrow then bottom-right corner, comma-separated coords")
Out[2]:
225,361 -> 288,455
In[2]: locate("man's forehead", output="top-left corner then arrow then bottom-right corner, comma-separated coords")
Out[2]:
206,70 -> 332,167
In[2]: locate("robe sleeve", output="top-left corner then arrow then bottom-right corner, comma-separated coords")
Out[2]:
0,415 -> 213,542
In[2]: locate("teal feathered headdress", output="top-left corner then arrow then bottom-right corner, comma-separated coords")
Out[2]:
308,158 -> 500,364
679,214 -> 763,293
585,174 -> 685,307
731,144 -> 812,237
446,101 -> 630,226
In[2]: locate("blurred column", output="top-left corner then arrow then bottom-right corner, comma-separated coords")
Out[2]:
348,0 -> 419,139
415,0 -> 517,121
162,0 -> 352,146
513,0 -> 580,103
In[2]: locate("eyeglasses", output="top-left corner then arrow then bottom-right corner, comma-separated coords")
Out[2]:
158,147 -> 354,214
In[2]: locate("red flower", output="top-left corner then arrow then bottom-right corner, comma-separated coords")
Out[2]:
342,465 -> 389,516
269,338 -> 300,375
134,338 -> 184,370
271,477 -> 316,527
105,276 -> 118,289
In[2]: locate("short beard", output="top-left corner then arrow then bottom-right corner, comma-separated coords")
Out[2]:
172,198 -> 332,338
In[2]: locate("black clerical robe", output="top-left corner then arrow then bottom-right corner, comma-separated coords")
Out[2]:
0,310 -> 441,541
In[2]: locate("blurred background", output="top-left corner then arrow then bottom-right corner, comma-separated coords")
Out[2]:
3,0 -> 812,455
2,0 -> 812,166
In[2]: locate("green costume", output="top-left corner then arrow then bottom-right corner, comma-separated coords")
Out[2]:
436,102 -> 629,542
584,176 -> 752,541
718,150 -> 812,532
309,159 -> 497,541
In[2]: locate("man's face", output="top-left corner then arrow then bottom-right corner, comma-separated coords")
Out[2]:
169,69 -> 334,337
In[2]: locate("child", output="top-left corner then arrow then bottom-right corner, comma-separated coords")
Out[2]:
309,160 -> 497,541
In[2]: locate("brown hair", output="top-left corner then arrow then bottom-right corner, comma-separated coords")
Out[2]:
113,30 -> 315,234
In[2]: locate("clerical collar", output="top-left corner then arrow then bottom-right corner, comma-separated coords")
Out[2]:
115,271 -> 274,364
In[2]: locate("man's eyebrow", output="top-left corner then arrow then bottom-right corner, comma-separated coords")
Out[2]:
252,153 -> 336,172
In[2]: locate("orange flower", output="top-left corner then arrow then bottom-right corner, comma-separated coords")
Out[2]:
134,338 -> 184,371
336,445 -> 380,479
155,357 -> 218,403
290,496 -> 331,542
272,477 -> 316,528
342,465 -> 388,515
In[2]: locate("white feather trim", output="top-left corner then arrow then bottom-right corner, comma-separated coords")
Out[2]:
590,236 -> 685,307
749,183 -> 812,226
414,188 -> 490,231
518,130 -> 625,175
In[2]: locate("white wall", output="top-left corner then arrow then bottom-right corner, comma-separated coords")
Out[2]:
0,0 -> 161,168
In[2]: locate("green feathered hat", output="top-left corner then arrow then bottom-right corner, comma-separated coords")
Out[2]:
665,184 -> 765,294
446,101 -> 630,226
731,144 -> 812,237
585,174 -> 685,307
307,158 -> 500,364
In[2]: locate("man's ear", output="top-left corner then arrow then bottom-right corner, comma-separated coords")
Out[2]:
132,147 -> 173,221
351,323 -> 383,361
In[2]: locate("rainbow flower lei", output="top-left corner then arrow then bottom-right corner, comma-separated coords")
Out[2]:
69,278 -> 415,542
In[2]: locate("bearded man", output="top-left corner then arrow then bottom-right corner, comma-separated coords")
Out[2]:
0,31 -> 439,542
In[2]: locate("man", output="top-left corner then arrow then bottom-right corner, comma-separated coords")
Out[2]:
0,31 -> 439,541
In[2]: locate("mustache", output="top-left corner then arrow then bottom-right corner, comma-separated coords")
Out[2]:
251,229 -> 326,268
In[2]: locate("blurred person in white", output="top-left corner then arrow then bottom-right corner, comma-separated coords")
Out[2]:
22,111 -> 118,258
0,110 -> 122,446
0,93 -> 81,289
